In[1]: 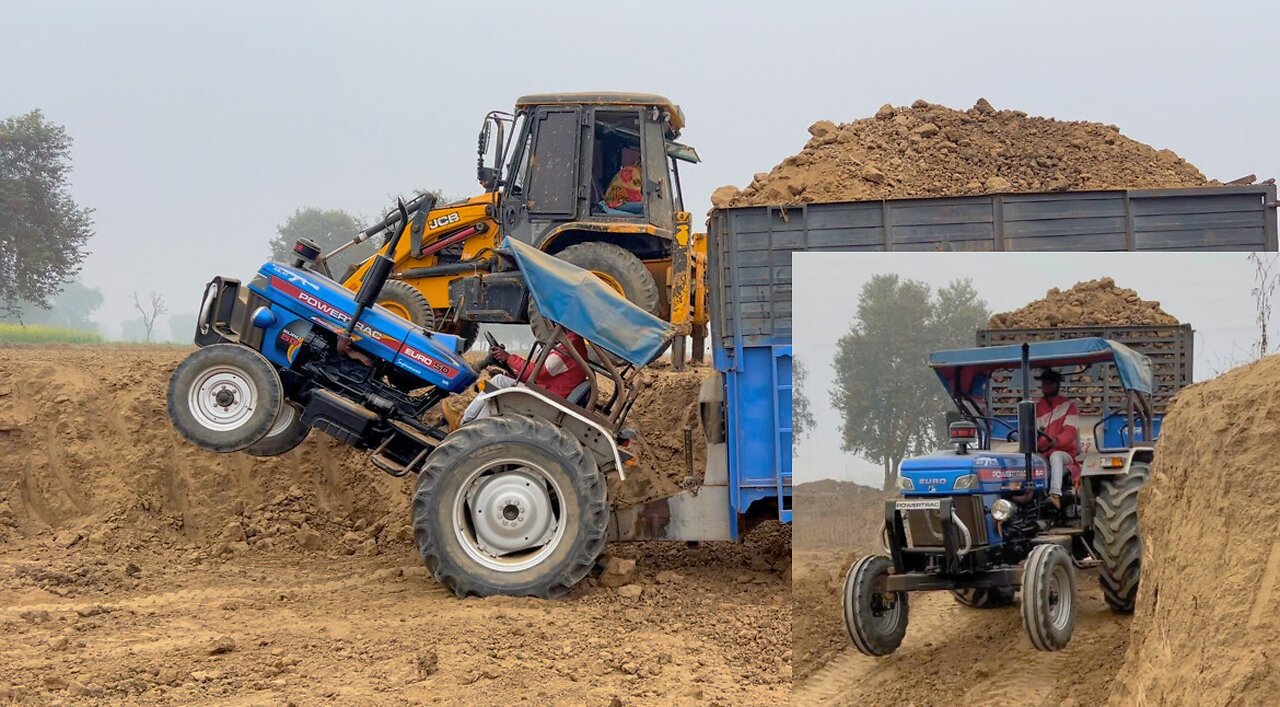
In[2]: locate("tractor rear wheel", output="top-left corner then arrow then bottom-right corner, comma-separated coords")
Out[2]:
411,414 -> 608,598
951,586 -> 1016,608
1020,543 -> 1076,651
244,403 -> 310,457
377,280 -> 436,329
843,555 -> 909,656
167,344 -> 283,453
1093,464 -> 1146,613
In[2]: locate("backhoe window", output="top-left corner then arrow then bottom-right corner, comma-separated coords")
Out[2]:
525,110 -> 579,216
592,112 -> 644,216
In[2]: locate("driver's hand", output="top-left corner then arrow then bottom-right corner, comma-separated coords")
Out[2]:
490,347 -> 509,364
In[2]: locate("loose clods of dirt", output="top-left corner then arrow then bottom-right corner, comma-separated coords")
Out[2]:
987,277 -> 1179,328
721,98 -> 1214,207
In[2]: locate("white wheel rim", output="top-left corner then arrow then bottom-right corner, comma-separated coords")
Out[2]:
188,366 -> 259,432
453,458 -> 567,573
1049,563 -> 1072,631
265,404 -> 297,438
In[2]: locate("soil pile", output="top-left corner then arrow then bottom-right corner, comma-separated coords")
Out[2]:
987,277 -> 1179,328
792,479 -> 887,683
610,362 -> 710,508
720,99 -> 1213,207
1108,355 -> 1280,705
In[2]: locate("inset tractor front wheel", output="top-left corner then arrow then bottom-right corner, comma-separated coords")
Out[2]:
243,403 -> 310,457
1094,464 -> 1146,613
1021,543 -> 1076,651
951,586 -> 1017,608
843,555 -> 909,656
411,414 -> 608,598
377,279 -> 436,329
167,344 -> 283,453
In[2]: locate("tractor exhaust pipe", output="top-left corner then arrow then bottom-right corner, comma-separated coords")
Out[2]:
1018,343 -> 1036,494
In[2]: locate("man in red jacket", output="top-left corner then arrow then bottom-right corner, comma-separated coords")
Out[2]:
460,333 -> 590,425
1035,368 -> 1081,508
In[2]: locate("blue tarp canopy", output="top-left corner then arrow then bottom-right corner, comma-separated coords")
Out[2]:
929,337 -> 1154,395
503,237 -> 674,367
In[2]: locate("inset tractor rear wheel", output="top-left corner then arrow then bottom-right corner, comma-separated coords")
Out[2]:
243,403 -> 310,457
951,586 -> 1017,608
1021,543 -> 1076,651
1094,464 -> 1146,613
411,414 -> 608,598
843,555 -> 909,656
167,344 -> 283,453
377,279 -> 436,329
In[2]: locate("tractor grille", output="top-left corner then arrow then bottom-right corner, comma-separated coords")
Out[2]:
903,496 -> 988,548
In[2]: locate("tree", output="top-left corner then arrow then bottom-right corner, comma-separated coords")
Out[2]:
0,110 -> 95,317
0,279 -> 103,330
268,208 -> 365,263
830,275 -> 990,490
793,357 -> 816,453
132,290 -> 168,342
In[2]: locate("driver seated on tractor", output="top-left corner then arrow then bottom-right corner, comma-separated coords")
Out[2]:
458,333 -> 590,426
1036,367 -> 1082,509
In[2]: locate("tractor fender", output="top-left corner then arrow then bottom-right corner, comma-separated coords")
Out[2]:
476,386 -> 625,481
1080,446 -> 1155,478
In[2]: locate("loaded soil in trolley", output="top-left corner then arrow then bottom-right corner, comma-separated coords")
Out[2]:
0,346 -> 787,704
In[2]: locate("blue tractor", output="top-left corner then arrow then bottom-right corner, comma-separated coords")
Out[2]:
843,338 -> 1155,654
167,199 -> 675,598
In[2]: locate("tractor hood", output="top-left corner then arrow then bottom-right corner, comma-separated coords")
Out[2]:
252,263 -> 477,394
900,449 -> 1047,495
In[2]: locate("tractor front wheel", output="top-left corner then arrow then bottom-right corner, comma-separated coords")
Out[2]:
167,344 -> 283,453
1021,543 -> 1076,651
843,555 -> 909,656
243,403 -> 310,457
411,414 -> 608,598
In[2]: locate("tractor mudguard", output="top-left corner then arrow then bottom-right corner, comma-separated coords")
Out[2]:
475,386 -> 624,480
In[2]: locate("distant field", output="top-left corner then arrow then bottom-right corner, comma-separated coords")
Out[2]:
0,323 -> 105,344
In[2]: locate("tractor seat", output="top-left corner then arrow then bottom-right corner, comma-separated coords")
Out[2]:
567,380 -> 593,409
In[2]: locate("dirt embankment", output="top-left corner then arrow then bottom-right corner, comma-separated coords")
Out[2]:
988,277 -> 1180,329
1107,355 -> 1280,705
715,99 -> 1213,208
0,346 -> 787,705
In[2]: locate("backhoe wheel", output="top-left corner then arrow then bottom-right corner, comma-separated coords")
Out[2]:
951,586 -> 1016,608
377,279 -> 436,329
1093,464 -> 1146,613
559,242 -> 660,313
843,555 -> 909,656
412,414 -> 608,598
1021,543 -> 1076,651
167,344 -> 283,453
243,403 -> 310,457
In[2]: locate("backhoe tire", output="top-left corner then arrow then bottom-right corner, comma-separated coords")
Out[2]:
167,344 -> 283,453
411,414 -> 608,598
1094,464 -> 1146,613
243,403 -> 310,457
559,242 -> 660,313
951,586 -> 1016,608
1021,543 -> 1076,651
377,280 -> 435,329
843,555 -> 909,656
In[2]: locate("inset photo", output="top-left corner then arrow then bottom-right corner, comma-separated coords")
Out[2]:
792,251 -> 1280,704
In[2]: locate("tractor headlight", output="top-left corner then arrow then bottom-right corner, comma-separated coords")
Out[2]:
897,476 -> 915,491
991,499 -> 1015,522
953,474 -> 978,491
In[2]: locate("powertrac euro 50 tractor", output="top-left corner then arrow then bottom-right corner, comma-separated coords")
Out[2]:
844,338 -> 1157,654
167,198 -> 676,598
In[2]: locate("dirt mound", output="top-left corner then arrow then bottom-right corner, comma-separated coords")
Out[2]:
988,277 -> 1179,328
792,480 -> 887,683
722,98 -> 1213,207
610,362 -> 709,508
1108,355 -> 1280,705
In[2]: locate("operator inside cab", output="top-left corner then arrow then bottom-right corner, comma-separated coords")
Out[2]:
455,334 -> 590,427
1036,368 -> 1081,509
592,112 -> 645,216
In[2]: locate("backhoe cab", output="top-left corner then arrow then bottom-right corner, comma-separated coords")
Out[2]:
338,93 -> 706,364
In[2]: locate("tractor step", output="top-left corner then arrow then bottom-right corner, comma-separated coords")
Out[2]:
367,421 -> 438,477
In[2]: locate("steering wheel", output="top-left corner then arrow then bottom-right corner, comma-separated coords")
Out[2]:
1005,428 -> 1055,450
476,331 -> 505,370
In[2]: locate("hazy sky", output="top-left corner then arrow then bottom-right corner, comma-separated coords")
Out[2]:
793,252 -> 1273,487
3,1 -> 1278,336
